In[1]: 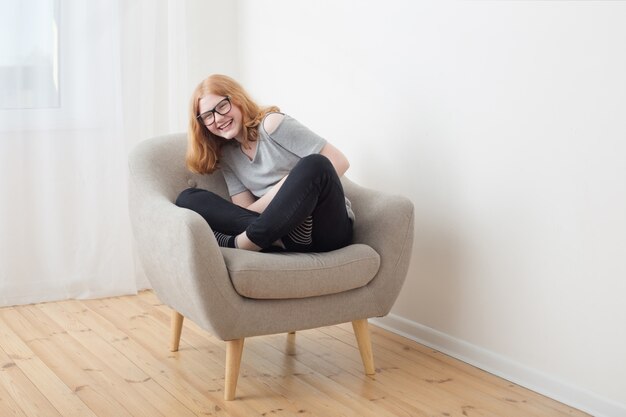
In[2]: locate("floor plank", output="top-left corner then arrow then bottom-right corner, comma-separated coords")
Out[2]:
0,313 -> 98,417
0,341 -> 57,417
0,291 -> 591,417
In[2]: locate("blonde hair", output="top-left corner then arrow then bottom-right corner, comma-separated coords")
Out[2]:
186,74 -> 279,174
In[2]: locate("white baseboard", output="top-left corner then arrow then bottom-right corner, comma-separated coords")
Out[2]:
370,314 -> 626,417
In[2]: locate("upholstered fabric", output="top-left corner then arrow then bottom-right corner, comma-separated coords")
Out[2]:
222,244 -> 380,299
128,133 -> 414,341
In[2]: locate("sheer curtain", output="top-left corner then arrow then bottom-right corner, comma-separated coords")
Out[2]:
0,0 -> 193,306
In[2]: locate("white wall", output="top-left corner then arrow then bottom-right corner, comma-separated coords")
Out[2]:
118,0 -> 239,141
185,1 -> 240,98
235,1 -> 626,415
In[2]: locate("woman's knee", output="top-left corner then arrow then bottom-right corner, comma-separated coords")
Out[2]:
175,188 -> 194,208
175,187 -> 214,209
295,154 -> 335,177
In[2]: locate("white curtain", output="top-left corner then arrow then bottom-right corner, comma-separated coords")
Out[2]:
0,0 -> 191,306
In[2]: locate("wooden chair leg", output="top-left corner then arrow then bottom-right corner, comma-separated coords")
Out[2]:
286,331 -> 297,356
170,310 -> 184,352
224,339 -> 245,401
352,319 -> 375,375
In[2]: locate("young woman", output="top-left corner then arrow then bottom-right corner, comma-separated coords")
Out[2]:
176,74 -> 354,252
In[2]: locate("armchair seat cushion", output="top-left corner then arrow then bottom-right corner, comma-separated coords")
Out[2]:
221,244 -> 380,300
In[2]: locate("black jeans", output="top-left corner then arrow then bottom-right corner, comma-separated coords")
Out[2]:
176,154 -> 353,252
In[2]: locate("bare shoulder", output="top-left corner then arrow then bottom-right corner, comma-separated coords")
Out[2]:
262,112 -> 286,135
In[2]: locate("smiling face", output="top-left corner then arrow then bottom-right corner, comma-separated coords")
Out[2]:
198,93 -> 244,142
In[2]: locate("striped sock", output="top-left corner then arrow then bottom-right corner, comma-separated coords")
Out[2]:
286,216 -> 313,246
213,231 -> 237,248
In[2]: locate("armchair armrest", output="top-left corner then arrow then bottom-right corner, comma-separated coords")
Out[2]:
342,178 -> 415,315
128,191 -> 242,338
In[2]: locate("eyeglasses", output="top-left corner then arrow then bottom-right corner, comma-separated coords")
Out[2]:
196,96 -> 231,126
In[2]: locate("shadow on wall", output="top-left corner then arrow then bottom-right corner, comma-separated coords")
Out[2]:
408,217 -> 469,333
352,128 -> 471,335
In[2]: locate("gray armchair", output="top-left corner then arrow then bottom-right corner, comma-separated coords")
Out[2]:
128,133 -> 414,400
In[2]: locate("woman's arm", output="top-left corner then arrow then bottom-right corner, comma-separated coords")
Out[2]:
319,142 -> 350,177
230,178 -> 289,214
231,190 -> 257,209
243,176 -> 288,213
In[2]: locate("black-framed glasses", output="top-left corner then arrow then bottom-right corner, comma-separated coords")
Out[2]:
196,96 -> 231,126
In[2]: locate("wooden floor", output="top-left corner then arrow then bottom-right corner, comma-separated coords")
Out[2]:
0,291 -> 590,417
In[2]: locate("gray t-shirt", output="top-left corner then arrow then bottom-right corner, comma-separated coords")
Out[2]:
220,113 -> 326,197
219,113 -> 355,220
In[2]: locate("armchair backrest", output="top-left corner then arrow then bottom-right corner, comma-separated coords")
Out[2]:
128,133 -> 230,204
